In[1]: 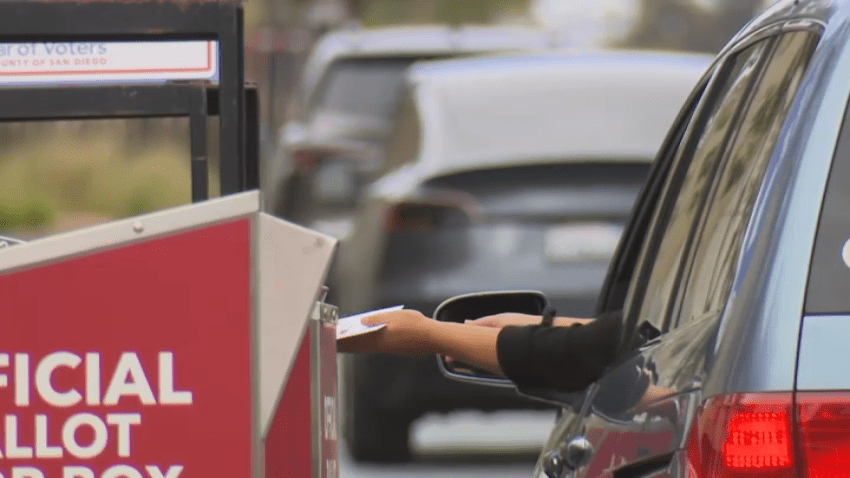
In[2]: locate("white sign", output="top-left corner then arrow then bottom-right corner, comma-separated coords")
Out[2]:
0,41 -> 218,85
0,351 -> 191,477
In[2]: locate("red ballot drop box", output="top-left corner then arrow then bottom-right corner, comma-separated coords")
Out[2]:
0,191 -> 339,478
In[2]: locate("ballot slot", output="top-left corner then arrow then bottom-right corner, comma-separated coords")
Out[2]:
310,300 -> 340,478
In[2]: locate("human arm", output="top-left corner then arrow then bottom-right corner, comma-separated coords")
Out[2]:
336,309 -> 505,374
496,309 -> 622,391
464,313 -> 594,328
336,309 -> 615,384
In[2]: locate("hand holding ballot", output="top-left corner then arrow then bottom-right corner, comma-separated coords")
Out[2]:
336,306 -> 442,354
336,305 -> 403,340
336,305 -> 505,376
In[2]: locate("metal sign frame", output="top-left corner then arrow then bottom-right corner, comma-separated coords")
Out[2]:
0,0 -> 259,200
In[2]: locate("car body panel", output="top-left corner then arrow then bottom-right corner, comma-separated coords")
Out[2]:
537,319 -> 715,478
528,3 -> 850,477
703,6 -> 849,397
721,0 -> 830,52
405,51 -> 712,176
797,314 -> 850,389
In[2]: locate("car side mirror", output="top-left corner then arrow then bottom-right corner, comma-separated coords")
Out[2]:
434,290 -> 548,388
434,290 -> 592,410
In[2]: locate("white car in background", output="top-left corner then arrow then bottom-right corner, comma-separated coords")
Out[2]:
336,48 -> 712,462
270,24 -> 566,236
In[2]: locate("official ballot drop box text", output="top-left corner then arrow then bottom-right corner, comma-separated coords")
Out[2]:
0,191 -> 339,478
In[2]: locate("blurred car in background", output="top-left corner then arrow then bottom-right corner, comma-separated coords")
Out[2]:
335,49 -> 712,462
270,24 -> 566,237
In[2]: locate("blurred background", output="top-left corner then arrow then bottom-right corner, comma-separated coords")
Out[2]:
0,0 -> 771,476
0,0 -> 768,240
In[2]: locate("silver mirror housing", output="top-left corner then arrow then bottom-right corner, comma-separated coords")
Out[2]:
433,290 -> 548,388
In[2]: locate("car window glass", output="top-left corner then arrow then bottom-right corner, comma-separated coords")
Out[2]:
381,89 -> 421,175
633,41 -> 769,333
595,80 -> 709,318
313,58 -> 413,119
677,32 -> 819,327
806,45 -> 850,313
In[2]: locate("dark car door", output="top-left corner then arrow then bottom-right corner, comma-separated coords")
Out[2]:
535,65 -> 712,478
630,28 -> 820,476
535,50 -> 718,478
554,26 -> 822,478
571,39 -> 769,478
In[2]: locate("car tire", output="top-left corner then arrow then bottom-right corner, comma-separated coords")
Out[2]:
344,358 -> 413,463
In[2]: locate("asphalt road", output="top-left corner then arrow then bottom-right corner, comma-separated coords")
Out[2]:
339,410 -> 557,478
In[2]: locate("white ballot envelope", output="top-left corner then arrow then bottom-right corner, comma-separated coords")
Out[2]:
337,305 -> 404,339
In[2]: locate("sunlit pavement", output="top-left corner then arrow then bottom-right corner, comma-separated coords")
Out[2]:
340,410 -> 557,477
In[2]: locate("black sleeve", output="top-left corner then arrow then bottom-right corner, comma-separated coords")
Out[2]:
496,310 -> 623,392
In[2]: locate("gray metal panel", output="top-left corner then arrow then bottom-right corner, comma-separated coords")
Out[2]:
251,214 -> 263,478
311,302 -> 340,478
310,309 -> 321,478
704,12 -> 850,395
798,314 -> 850,390
0,191 -> 261,274
255,213 -> 337,439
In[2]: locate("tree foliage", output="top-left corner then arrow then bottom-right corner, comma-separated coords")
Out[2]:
618,0 -> 765,53
355,0 -> 531,26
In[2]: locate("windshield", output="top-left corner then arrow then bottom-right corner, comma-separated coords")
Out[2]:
313,58 -> 418,119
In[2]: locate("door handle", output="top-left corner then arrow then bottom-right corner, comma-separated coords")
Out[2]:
543,436 -> 594,478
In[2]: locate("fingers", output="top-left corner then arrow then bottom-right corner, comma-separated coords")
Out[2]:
361,309 -> 426,326
360,311 -> 394,326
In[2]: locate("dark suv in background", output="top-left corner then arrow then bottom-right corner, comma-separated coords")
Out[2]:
433,1 -> 850,477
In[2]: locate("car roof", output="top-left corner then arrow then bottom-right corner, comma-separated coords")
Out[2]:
407,48 -> 713,87
722,0 -> 834,52
299,24 -> 565,108
402,49 -> 713,176
633,0 -> 850,395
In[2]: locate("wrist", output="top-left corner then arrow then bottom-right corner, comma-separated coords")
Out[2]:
553,317 -> 594,327
421,318 -> 444,352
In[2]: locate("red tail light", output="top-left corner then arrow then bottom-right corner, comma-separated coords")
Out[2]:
384,201 -> 470,233
685,392 -> 850,478
798,393 -> 850,478
685,393 -> 794,478
291,147 -> 349,172
384,192 -> 479,233
292,148 -> 322,171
